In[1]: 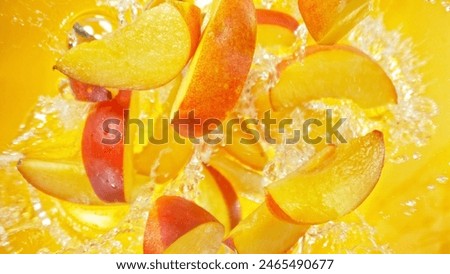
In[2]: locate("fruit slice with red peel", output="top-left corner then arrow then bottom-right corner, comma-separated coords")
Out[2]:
256,9 -> 299,49
267,131 -> 385,224
55,4 -> 192,90
225,202 -> 308,254
17,159 -> 105,205
270,45 -> 397,111
143,196 -> 224,254
298,0 -> 370,45
82,91 -> 133,203
171,0 -> 257,138
69,78 -> 112,102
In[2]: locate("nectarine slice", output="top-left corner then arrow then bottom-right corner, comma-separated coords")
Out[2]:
226,202 -> 308,254
17,159 -> 104,205
209,149 -> 266,202
55,4 -> 192,90
201,166 -> 241,231
256,9 -> 299,49
223,122 -> 268,171
270,45 -> 397,111
148,0 -> 201,58
298,0 -> 370,44
267,131 -> 385,224
171,0 -> 257,137
82,91 -> 133,203
143,196 -> 224,254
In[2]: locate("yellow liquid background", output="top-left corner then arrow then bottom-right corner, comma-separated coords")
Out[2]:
0,0 -> 449,253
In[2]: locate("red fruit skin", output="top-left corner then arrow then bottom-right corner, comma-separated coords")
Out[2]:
82,91 -> 131,203
143,196 -> 219,254
70,78 -> 112,102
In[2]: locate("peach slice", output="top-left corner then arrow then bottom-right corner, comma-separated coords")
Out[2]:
256,9 -> 299,49
223,121 -> 268,171
55,4 -> 192,90
171,0 -> 257,137
134,121 -> 194,184
203,166 -> 241,230
298,0 -> 370,44
270,45 -> 397,111
225,202 -> 308,254
209,149 -> 266,202
143,196 -> 224,254
267,131 -> 385,224
17,159 -> 104,205
149,0 -> 201,58
56,200 -> 130,235
82,91 -> 134,203
130,75 -> 194,184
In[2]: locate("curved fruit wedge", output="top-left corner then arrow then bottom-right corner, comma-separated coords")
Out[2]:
256,9 -> 299,49
56,200 -> 130,235
298,0 -> 370,44
164,223 -> 224,254
209,150 -> 266,203
143,196 -> 224,254
225,202 -> 308,254
55,4 -> 192,90
223,121 -> 268,170
150,0 -> 202,58
267,131 -> 385,224
134,121 -> 194,184
82,91 -> 133,203
17,159 -> 104,205
270,45 -> 397,111
198,166 -> 241,232
171,0 -> 256,137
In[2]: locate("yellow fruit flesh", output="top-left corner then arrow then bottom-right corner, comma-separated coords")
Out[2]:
267,131 -> 385,224
55,4 -> 191,90
196,167 -> 234,233
298,0 -> 370,44
1,0 -> 450,255
17,159 -> 104,205
271,46 -> 397,111
257,25 -> 297,49
223,126 -> 268,171
164,222 -> 224,254
227,202 -> 308,254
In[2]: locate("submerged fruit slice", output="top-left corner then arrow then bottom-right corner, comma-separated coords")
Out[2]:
271,45 -> 397,111
298,0 -> 370,44
223,122 -> 268,171
55,4 -> 191,90
267,131 -> 385,224
171,0 -> 257,137
143,196 -> 224,254
226,202 -> 308,254
209,150 -> 266,203
256,9 -> 299,49
17,159 -> 104,205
